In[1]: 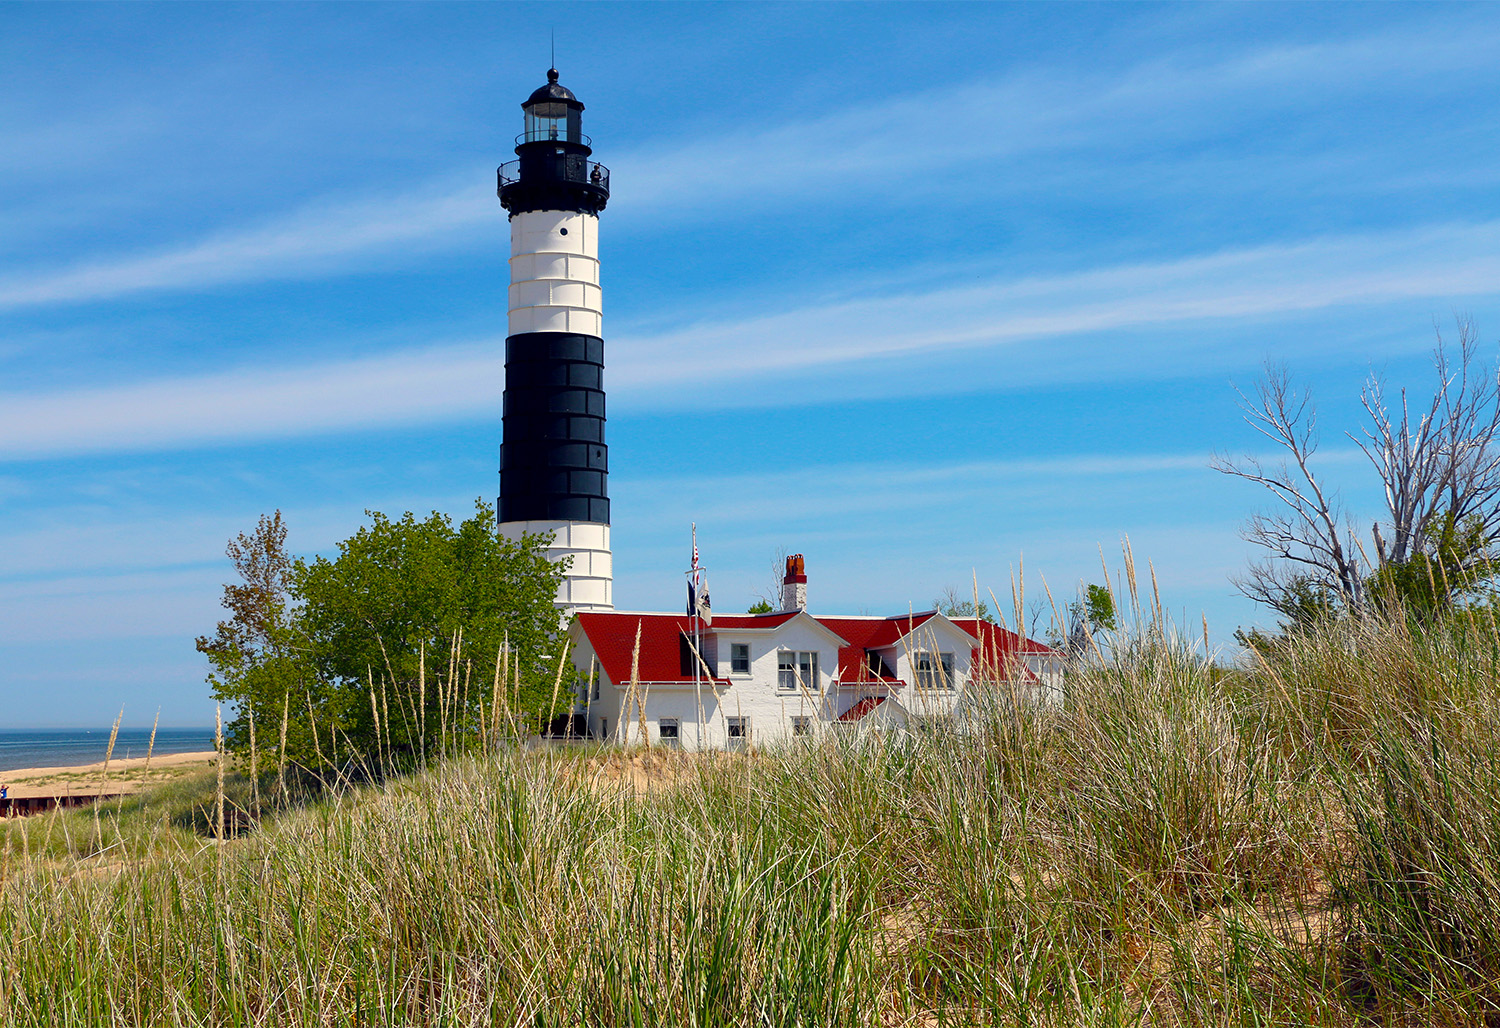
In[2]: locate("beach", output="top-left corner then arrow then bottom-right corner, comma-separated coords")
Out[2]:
0,751 -> 217,800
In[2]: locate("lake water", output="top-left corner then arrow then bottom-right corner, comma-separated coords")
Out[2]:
0,728 -> 217,772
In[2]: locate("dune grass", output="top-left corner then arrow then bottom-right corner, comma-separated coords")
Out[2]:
6,602 -> 1500,1024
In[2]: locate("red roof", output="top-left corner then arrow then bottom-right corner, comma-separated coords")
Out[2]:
837,696 -> 887,721
573,612 -> 717,686
572,610 -> 1059,690
574,610 -> 797,686
951,618 -> 1058,683
817,613 -> 938,682
697,612 -> 799,631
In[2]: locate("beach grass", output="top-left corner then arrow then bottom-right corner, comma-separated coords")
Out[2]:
6,600 -> 1500,1024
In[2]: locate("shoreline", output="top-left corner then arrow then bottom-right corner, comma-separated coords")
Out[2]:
0,751 -> 218,800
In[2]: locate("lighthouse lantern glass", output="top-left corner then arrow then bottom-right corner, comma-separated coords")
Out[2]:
525,102 -> 580,143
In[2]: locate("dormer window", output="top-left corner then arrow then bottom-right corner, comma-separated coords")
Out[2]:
914,652 -> 955,690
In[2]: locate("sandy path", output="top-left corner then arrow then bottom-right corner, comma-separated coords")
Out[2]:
0,751 -> 218,800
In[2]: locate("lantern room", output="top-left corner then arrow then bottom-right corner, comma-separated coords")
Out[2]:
499,68 -> 609,217
522,69 -> 584,145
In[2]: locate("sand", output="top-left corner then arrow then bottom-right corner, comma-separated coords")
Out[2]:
0,751 -> 218,800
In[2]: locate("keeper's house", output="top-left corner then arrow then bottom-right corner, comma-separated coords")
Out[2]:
567,556 -> 1064,750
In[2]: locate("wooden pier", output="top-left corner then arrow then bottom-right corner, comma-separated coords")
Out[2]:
1,793 -> 126,818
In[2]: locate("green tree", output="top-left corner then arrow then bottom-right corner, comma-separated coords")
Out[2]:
1366,511 -> 1498,619
1061,582 -> 1118,656
202,501 -> 567,771
1083,583 -> 1116,631
746,599 -> 773,614
196,511 -> 310,771
1233,575 -> 1341,656
293,500 -> 566,761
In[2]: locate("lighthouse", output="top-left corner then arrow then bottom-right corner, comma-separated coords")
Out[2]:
496,69 -> 613,612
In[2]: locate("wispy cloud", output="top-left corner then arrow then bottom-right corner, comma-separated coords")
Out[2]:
0,176 -> 493,310
613,16 -> 1500,211
4,217 -> 1499,461
4,19 -> 1495,312
0,342 -> 503,459
610,219 -> 1500,394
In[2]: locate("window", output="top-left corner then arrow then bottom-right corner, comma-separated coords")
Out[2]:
791,716 -> 812,737
730,643 -> 751,674
777,650 -> 819,692
658,718 -> 680,747
727,717 -> 750,748
599,718 -> 608,741
680,633 -> 707,677
591,673 -> 600,701
914,652 -> 955,690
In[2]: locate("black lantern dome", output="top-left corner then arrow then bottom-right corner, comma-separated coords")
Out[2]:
525,68 -> 580,107
498,69 -> 609,216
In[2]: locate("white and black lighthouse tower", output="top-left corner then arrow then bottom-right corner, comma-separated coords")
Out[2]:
497,69 -> 613,612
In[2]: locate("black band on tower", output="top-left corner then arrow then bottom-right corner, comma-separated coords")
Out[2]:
499,332 -> 609,524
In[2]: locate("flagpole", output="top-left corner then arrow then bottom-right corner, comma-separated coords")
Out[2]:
685,525 -> 712,750
692,523 -> 702,750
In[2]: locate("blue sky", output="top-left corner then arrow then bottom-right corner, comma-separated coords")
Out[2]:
5,3 -> 1500,727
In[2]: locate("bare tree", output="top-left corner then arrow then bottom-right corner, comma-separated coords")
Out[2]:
753,545 -> 791,611
1211,366 -> 1366,610
1215,320 -> 1500,616
1358,319 -> 1500,565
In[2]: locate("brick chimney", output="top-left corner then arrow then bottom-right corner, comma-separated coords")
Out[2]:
780,553 -> 807,612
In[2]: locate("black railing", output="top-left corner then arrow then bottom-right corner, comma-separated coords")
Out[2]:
497,160 -> 610,194
515,131 -> 593,147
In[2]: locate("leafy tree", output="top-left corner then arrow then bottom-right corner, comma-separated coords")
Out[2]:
202,501 -> 567,771
294,500 -> 566,760
1063,582 -> 1117,657
746,599 -> 773,614
1366,511 -> 1497,619
196,511 -> 309,770
1083,583 -> 1116,631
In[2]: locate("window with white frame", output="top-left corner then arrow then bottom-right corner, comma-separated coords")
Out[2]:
658,718 -> 680,747
729,643 -> 751,674
726,717 -> 750,747
914,651 -> 955,690
791,715 -> 812,737
777,650 -> 819,692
